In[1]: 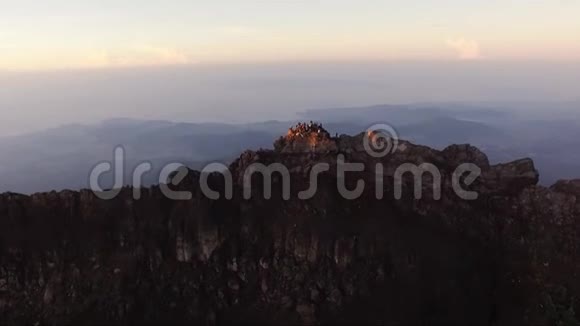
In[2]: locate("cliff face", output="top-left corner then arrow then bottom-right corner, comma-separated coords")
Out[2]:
1,131 -> 579,325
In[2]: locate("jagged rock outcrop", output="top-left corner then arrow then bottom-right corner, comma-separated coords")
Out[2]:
1,128 -> 579,325
274,122 -> 336,153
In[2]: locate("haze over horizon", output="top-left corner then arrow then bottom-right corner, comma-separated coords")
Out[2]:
1,1 -> 579,135
1,61 -> 579,137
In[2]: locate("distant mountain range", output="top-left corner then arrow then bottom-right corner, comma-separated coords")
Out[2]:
1,103 -> 579,193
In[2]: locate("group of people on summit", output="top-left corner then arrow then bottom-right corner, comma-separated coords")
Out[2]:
289,121 -> 324,138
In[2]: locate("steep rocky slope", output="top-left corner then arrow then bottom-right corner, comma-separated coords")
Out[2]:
1,128 -> 579,325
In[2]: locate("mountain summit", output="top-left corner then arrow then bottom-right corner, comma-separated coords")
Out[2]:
0,127 -> 579,325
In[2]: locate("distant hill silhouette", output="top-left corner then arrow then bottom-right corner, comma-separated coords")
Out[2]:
1,103 -> 579,193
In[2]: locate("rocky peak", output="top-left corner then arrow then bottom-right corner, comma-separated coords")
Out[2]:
0,127 -> 578,325
274,122 -> 337,153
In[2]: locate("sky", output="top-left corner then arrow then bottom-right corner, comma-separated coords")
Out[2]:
1,0 -> 579,70
0,1 -> 579,136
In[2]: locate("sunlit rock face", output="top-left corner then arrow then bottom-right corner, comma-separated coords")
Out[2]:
274,122 -> 338,153
0,127 -> 579,325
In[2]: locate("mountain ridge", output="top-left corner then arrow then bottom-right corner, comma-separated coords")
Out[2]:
0,128 -> 579,325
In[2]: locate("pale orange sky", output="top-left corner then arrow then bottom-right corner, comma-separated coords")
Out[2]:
1,0 -> 579,70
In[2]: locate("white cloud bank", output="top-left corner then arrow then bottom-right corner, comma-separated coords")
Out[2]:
446,38 -> 483,60
85,45 -> 193,68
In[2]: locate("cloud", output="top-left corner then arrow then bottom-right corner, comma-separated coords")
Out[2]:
446,38 -> 483,60
85,45 -> 193,68
129,45 -> 191,65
